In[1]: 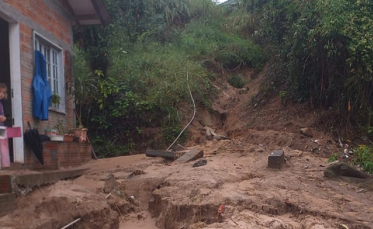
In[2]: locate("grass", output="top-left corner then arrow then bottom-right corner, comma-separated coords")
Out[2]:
353,145 -> 373,174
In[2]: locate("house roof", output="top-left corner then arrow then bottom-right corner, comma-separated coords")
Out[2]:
62,0 -> 111,26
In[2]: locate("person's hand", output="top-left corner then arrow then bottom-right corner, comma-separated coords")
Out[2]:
0,116 -> 6,122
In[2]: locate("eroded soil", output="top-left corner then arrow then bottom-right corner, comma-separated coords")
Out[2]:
1,67 -> 373,229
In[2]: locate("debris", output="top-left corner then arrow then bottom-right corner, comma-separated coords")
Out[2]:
339,224 -> 349,229
217,204 -> 225,219
60,218 -> 81,229
172,144 -> 188,151
204,127 -> 230,141
192,159 -> 207,167
238,87 -> 249,94
300,128 -> 313,137
128,170 -> 145,178
104,174 -> 120,194
105,193 -> 112,199
174,148 -> 204,164
268,150 -> 285,169
324,162 -> 370,179
146,150 -> 174,159
230,216 -> 239,225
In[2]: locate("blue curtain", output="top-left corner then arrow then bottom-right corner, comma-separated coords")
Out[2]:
32,50 -> 52,120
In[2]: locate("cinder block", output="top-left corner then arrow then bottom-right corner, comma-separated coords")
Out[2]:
268,150 -> 285,169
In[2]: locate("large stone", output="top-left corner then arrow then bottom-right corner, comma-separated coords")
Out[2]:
300,128 -> 313,137
268,150 -> 285,169
324,162 -> 369,179
104,173 -> 120,193
174,148 -> 204,164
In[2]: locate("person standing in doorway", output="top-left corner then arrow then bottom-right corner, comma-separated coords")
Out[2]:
0,83 -> 7,125
0,82 -> 9,168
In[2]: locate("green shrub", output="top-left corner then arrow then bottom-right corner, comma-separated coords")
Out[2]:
228,75 -> 245,88
353,145 -> 373,174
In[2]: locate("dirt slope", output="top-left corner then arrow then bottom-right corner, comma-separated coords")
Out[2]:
1,67 -> 373,229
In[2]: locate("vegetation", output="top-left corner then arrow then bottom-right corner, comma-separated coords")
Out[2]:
242,0 -> 373,134
353,145 -> 373,174
72,0 -> 373,157
72,0 -> 264,157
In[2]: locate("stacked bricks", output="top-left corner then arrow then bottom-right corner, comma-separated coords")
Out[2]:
0,175 -> 15,217
58,142 -> 91,168
24,142 -> 91,170
2,0 -> 74,134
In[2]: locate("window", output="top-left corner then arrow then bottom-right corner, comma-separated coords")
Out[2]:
34,33 -> 65,113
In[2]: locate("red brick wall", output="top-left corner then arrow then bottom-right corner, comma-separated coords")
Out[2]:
0,194 -> 15,217
3,0 -> 74,134
0,175 -> 12,194
24,141 -> 91,170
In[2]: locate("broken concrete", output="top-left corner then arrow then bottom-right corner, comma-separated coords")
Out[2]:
11,168 -> 87,196
174,148 -> 204,164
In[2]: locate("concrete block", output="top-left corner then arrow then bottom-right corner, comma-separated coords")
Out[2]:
174,148 -> 203,164
268,150 -> 285,169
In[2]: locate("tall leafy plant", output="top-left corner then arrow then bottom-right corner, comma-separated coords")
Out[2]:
71,45 -> 98,128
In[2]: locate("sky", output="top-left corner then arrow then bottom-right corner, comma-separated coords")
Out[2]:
215,0 -> 228,3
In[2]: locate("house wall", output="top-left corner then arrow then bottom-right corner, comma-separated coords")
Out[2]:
24,142 -> 91,170
0,0 -> 75,134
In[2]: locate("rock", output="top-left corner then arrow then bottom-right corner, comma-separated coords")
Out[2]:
104,174 -> 120,193
300,128 -> 313,137
238,87 -> 249,94
204,126 -> 230,141
324,162 -> 370,179
192,159 -> 207,167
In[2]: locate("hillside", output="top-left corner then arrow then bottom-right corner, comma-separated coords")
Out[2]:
1,67 -> 373,229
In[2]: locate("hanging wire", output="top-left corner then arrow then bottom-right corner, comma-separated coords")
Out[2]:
166,71 -> 196,151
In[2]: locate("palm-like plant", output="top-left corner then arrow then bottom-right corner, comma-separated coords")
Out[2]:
71,45 -> 98,128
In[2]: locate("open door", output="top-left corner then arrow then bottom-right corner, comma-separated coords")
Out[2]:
0,15 -> 24,164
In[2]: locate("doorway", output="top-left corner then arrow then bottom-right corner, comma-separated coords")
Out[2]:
0,12 -> 24,164
0,18 -> 13,162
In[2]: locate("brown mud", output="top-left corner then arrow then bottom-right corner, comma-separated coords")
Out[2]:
1,67 -> 372,229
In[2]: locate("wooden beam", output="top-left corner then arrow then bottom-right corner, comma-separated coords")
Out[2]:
90,0 -> 111,25
61,0 -> 80,26
74,14 -> 100,21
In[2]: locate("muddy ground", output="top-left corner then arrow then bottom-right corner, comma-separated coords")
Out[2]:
1,68 -> 373,229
